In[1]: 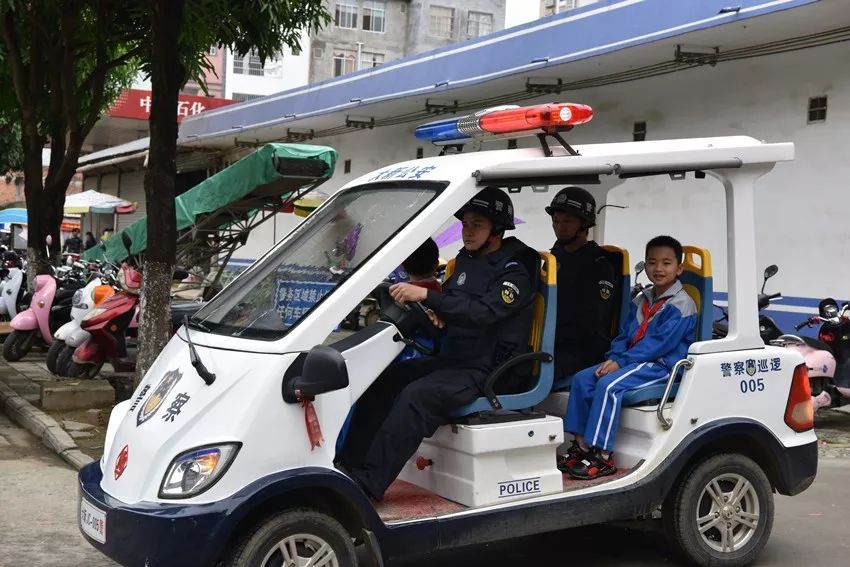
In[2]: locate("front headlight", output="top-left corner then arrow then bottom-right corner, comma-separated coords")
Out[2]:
159,443 -> 240,498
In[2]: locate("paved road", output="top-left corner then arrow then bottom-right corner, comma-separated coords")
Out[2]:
1,411 -> 848,566
0,412 -> 115,567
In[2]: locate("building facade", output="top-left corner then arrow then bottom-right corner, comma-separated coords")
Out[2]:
310,0 -> 506,83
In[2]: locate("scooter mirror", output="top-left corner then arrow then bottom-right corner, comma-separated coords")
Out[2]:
45,234 -> 53,246
764,265 -> 778,280
634,261 -> 646,274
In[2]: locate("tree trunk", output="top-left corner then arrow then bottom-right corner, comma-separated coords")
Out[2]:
21,132 -> 49,289
135,0 -> 186,386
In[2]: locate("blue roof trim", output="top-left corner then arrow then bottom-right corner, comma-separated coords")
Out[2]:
180,0 -> 818,142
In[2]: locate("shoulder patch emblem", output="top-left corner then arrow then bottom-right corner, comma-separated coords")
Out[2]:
501,281 -> 519,304
599,279 -> 614,301
457,272 -> 467,286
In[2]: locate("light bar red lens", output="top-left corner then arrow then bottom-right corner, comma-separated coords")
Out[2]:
479,103 -> 593,134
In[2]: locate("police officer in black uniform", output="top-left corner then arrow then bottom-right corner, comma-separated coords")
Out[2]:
546,186 -> 616,380
338,187 -> 540,500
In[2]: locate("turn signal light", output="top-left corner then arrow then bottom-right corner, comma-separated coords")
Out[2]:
785,363 -> 813,432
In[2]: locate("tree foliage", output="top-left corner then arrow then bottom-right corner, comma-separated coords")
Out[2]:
0,1 -> 141,267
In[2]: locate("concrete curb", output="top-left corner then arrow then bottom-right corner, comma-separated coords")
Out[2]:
0,377 -> 95,471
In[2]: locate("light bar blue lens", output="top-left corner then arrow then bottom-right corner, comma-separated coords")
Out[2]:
414,118 -> 464,143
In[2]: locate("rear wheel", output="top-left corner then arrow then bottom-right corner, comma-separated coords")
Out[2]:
664,453 -> 773,567
3,329 -> 35,362
46,339 -> 65,374
224,509 -> 356,567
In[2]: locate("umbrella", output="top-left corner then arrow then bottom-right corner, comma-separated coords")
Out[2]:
63,190 -> 136,214
0,208 -> 28,225
434,216 -> 525,248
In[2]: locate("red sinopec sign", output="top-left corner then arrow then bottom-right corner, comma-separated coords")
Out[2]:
108,89 -> 237,122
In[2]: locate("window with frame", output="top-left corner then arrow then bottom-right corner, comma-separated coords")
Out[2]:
807,96 -> 827,123
359,50 -> 384,69
543,0 -> 577,16
234,50 -> 265,76
335,0 -> 358,29
362,1 -> 386,32
467,11 -> 493,38
333,48 -> 357,76
429,5 -> 454,39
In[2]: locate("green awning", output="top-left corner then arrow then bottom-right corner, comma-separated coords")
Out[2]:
83,143 -> 336,263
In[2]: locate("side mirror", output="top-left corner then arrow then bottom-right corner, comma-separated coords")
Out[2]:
45,235 -> 53,246
282,345 -> 349,403
764,265 -> 778,280
634,261 -> 645,274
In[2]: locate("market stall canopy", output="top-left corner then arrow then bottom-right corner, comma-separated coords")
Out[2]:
0,208 -> 28,225
64,190 -> 137,214
83,143 -> 337,265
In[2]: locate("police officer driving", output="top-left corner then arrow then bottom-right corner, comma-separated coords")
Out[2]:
337,187 -> 540,500
547,186 -> 617,381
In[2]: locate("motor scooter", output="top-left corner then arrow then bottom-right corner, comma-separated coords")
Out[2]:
712,264 -> 783,342
778,299 -> 850,408
3,243 -> 85,361
0,265 -> 25,320
70,235 -> 193,378
47,273 -> 116,375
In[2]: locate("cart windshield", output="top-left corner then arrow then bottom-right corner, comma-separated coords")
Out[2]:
190,182 -> 441,340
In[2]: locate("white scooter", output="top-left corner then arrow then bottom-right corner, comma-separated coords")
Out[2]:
46,271 -> 117,376
0,266 -> 25,320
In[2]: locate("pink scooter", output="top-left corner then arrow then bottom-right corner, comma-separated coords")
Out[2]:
3,237 -> 85,362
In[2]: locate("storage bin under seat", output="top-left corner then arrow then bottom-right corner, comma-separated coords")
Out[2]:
398,415 -> 564,507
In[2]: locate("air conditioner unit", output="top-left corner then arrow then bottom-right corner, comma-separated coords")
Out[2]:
313,47 -> 324,59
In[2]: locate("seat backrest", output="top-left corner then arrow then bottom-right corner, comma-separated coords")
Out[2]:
679,245 -> 713,342
451,251 -> 557,416
601,245 -> 631,338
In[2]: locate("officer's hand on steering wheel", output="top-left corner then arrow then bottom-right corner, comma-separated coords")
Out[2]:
389,283 -> 428,304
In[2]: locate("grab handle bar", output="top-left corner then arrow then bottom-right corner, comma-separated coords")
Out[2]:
657,357 -> 694,430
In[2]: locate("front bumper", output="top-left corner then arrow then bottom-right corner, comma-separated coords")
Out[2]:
78,462 -> 233,567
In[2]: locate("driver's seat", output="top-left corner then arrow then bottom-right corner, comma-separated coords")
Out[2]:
451,251 -> 557,418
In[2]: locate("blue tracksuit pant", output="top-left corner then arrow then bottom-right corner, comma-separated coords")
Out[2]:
565,362 -> 669,452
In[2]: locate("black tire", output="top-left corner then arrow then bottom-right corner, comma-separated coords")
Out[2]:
67,360 -> 104,380
3,329 -> 34,362
56,345 -> 75,377
663,453 -> 774,567
46,339 -> 65,374
224,509 -> 356,567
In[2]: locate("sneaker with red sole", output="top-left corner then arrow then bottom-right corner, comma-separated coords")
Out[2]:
557,440 -> 591,473
567,449 -> 617,480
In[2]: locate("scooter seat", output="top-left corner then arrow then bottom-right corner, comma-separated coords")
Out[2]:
802,336 -> 833,353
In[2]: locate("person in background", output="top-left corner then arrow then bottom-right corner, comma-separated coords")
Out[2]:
83,232 -> 97,250
100,227 -> 114,242
63,229 -> 83,253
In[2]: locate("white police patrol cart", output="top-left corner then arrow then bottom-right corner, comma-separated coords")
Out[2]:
79,103 -> 817,567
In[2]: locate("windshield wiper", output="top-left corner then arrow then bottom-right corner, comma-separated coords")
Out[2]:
187,316 -> 211,332
184,315 -> 216,385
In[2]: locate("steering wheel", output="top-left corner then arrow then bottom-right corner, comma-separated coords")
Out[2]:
374,282 -> 442,355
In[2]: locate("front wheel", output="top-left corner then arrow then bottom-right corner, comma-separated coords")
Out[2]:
3,329 -> 35,362
664,453 -> 774,567
46,339 -> 65,374
67,360 -> 104,380
224,509 -> 356,567
56,345 -> 76,377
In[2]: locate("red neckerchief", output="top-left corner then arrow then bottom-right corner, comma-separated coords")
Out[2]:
629,295 -> 670,348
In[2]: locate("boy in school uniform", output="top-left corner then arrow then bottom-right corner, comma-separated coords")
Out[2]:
561,235 -> 697,480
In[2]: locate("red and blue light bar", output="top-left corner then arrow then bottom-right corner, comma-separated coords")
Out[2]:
414,102 -> 593,144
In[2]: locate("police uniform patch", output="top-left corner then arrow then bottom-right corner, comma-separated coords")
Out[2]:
457,272 -> 467,286
501,281 -> 519,304
599,280 -> 614,301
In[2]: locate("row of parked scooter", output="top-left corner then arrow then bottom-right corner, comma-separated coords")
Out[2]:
0,235 -> 205,380
631,262 -> 850,409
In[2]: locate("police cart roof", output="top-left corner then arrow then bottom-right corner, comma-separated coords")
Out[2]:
348,135 -> 793,189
